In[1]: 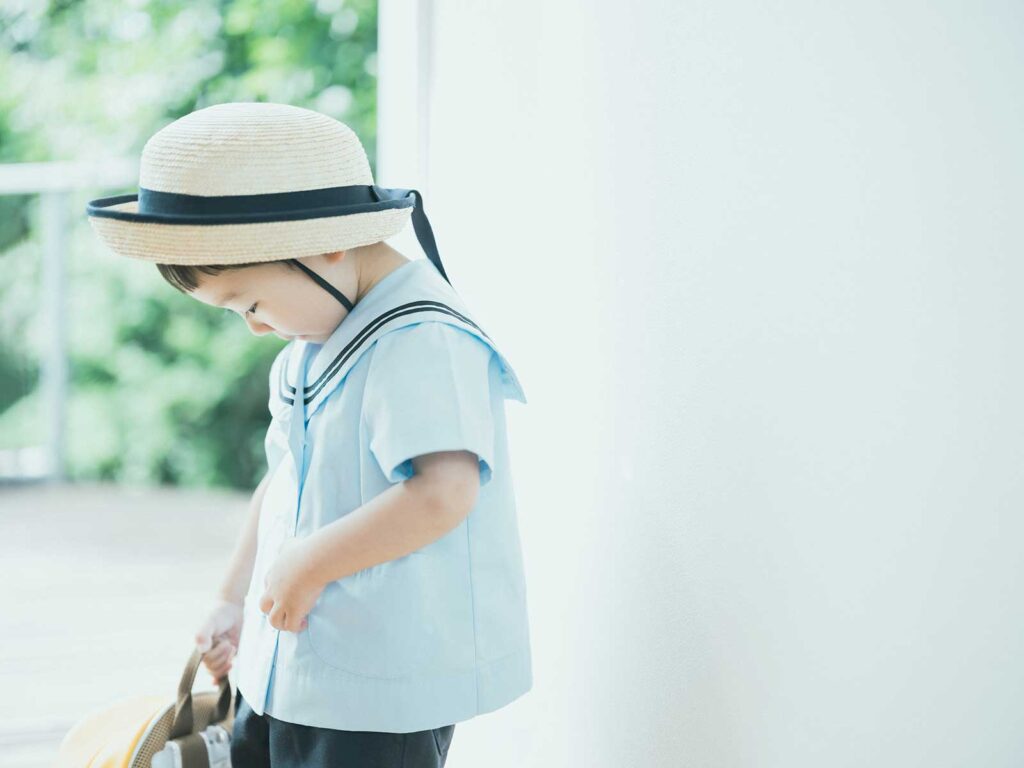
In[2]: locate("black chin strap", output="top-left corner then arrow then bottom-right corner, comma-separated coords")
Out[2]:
287,187 -> 451,312
288,258 -> 355,312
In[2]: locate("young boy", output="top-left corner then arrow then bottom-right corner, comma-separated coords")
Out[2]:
85,102 -> 532,768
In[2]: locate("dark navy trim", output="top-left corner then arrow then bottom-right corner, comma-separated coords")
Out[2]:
303,304 -> 487,404
306,301 -> 486,394
85,184 -> 410,225
276,301 -> 487,406
86,183 -> 453,287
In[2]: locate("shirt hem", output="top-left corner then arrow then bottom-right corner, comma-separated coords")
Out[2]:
241,643 -> 532,733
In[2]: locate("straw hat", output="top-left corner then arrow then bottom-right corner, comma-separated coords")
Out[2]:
85,101 -> 450,284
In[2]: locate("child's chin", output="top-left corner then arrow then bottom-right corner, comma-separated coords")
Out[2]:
277,332 -> 325,343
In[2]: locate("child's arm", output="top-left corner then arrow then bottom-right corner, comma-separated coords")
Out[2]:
194,469 -> 273,677
217,468 -> 273,606
257,450 -> 479,632
306,449 -> 479,581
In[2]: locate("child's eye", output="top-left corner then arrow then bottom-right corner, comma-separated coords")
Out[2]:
222,302 -> 257,317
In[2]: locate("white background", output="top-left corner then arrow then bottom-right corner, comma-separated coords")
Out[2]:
380,1 -> 1024,766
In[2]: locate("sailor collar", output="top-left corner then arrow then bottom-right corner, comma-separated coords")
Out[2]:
272,259 -> 526,423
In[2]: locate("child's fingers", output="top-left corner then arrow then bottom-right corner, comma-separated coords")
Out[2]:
206,650 -> 235,681
207,650 -> 233,671
195,602 -> 242,653
195,632 -> 212,654
206,637 -> 231,656
201,645 -> 232,674
194,620 -> 217,653
212,649 -> 235,672
209,659 -> 233,682
203,639 -> 233,666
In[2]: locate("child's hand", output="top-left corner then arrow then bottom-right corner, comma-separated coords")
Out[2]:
259,535 -> 325,633
194,599 -> 244,684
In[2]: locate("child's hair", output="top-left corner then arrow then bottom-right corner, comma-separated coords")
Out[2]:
156,259 -> 300,295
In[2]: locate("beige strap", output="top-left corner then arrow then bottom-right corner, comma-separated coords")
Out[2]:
169,647 -> 232,740
176,732 -> 212,768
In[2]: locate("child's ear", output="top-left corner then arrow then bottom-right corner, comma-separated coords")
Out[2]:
322,250 -> 347,264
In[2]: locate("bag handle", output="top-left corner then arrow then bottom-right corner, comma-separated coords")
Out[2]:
169,647 -> 233,740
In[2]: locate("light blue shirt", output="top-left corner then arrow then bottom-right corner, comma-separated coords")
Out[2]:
233,258 -> 532,732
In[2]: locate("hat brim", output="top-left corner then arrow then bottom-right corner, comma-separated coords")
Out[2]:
87,198 -> 413,266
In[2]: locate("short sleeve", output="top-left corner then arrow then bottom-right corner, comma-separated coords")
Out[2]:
363,322 -> 497,485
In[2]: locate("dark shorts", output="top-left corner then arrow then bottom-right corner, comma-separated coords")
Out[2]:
231,689 -> 456,768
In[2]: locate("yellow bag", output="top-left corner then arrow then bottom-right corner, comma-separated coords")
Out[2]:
53,647 -> 234,768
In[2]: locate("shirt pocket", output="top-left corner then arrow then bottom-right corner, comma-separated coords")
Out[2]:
305,553 -> 476,679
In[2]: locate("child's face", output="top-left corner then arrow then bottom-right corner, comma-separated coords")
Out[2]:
190,261 -> 347,344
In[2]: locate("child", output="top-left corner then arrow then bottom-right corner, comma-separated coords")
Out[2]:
86,102 -> 532,768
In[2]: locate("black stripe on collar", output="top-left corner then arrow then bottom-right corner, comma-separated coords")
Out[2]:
277,300 -> 488,406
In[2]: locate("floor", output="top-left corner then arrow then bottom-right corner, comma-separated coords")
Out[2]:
0,480 -> 250,767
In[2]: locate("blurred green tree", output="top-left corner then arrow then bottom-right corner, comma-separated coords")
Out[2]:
0,0 -> 378,490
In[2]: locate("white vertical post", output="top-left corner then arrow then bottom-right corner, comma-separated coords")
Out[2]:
376,0 -> 434,261
415,0 -> 434,188
38,190 -> 68,482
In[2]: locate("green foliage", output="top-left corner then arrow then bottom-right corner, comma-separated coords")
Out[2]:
0,0 -> 378,489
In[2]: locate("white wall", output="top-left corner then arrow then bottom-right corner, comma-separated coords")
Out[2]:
381,2 -> 1024,766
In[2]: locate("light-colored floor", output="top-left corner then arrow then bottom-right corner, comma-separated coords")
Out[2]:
0,480 -> 250,767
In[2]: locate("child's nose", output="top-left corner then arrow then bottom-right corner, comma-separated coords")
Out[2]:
245,315 -> 274,336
